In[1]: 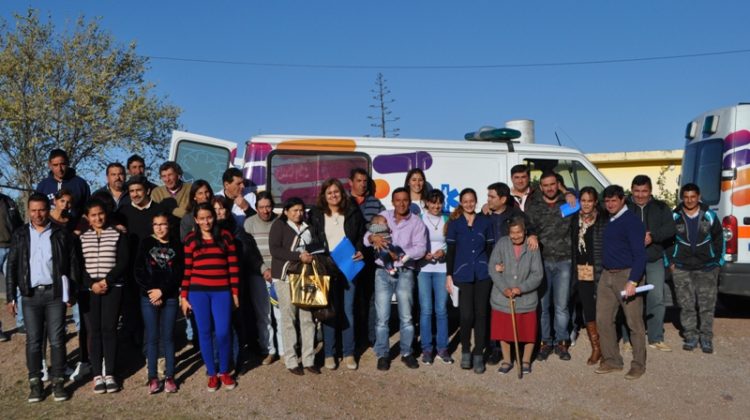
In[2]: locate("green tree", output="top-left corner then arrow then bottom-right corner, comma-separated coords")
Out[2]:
0,10 -> 180,193
655,165 -> 679,208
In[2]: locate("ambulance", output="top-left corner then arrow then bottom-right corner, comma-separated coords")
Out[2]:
168,121 -> 609,214
682,104 -> 750,297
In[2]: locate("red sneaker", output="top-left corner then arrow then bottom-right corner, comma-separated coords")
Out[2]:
148,378 -> 162,395
207,375 -> 219,392
219,373 -> 236,390
164,377 -> 178,393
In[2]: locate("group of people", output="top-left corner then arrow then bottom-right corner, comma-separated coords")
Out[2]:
1,149 -> 725,404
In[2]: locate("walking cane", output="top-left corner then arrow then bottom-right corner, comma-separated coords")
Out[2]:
509,295 -> 522,379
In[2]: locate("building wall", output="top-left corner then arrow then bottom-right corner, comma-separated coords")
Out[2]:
586,150 -> 683,203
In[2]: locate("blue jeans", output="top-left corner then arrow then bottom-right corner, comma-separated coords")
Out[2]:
0,247 -> 25,329
374,268 -> 415,358
622,260 -> 667,344
417,271 -> 449,352
140,296 -> 178,379
540,260 -> 572,344
323,280 -> 356,358
644,260 -> 667,343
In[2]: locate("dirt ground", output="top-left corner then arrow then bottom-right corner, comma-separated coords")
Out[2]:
1,303 -> 749,420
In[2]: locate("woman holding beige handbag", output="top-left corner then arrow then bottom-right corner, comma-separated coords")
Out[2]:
570,187 -> 607,365
268,197 -> 320,376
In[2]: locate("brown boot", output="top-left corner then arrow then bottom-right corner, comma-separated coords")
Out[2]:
586,321 -> 602,365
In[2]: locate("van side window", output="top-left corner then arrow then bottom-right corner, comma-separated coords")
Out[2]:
267,151 -> 370,206
524,158 -> 605,194
681,138 -> 723,205
174,140 -> 231,192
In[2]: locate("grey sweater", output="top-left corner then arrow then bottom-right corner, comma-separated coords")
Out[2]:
244,214 -> 277,274
488,236 -> 543,314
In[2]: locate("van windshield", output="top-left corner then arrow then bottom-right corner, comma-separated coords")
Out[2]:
524,158 -> 605,194
174,140 -> 231,193
681,138 -> 723,205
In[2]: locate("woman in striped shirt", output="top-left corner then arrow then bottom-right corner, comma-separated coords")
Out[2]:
180,203 -> 240,391
81,200 -> 129,394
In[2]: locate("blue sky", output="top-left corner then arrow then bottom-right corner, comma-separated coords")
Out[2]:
4,1 -> 750,153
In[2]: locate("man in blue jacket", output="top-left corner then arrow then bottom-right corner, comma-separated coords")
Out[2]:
595,185 -> 648,380
668,183 -> 724,354
35,149 -> 91,223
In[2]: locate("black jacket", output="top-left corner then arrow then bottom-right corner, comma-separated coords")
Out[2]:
307,204 -> 365,254
570,211 -> 608,283
0,193 -> 23,247
6,223 -> 81,304
134,235 -> 184,299
488,204 -> 535,239
626,196 -> 677,262
236,228 -> 265,276
668,203 -> 724,270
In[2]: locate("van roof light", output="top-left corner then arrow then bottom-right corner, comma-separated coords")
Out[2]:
702,115 -> 719,135
685,121 -> 697,140
464,126 -> 522,142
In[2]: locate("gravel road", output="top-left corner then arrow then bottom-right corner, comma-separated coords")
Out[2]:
1,303 -> 748,419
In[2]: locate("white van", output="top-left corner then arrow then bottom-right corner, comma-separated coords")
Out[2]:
168,128 -> 609,212
682,104 -> 750,297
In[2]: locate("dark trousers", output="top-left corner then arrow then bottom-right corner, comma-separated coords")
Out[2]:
86,287 -> 123,377
578,281 -> 597,323
458,280 -> 492,356
22,286 -> 67,380
77,291 -> 90,363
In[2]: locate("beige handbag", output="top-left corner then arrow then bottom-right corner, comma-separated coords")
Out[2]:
577,264 -> 594,281
288,260 -> 330,309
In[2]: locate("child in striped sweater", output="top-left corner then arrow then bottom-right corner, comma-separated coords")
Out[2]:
180,203 -> 239,392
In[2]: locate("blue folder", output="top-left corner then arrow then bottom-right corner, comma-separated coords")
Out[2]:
331,237 -> 365,283
560,200 -> 581,217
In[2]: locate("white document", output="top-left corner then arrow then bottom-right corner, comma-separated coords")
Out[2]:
450,285 -> 460,308
620,284 -> 654,298
61,275 -> 70,303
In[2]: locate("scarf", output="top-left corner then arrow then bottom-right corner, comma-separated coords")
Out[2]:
577,212 -> 596,255
287,220 -> 312,252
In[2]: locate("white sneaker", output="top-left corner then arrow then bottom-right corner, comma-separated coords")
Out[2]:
649,341 -> 672,352
344,356 -> 358,370
104,375 -> 119,393
324,357 -> 337,370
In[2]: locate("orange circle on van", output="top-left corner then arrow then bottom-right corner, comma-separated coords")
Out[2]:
374,179 -> 390,199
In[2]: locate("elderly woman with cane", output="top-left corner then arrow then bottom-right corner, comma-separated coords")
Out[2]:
488,217 -> 543,376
